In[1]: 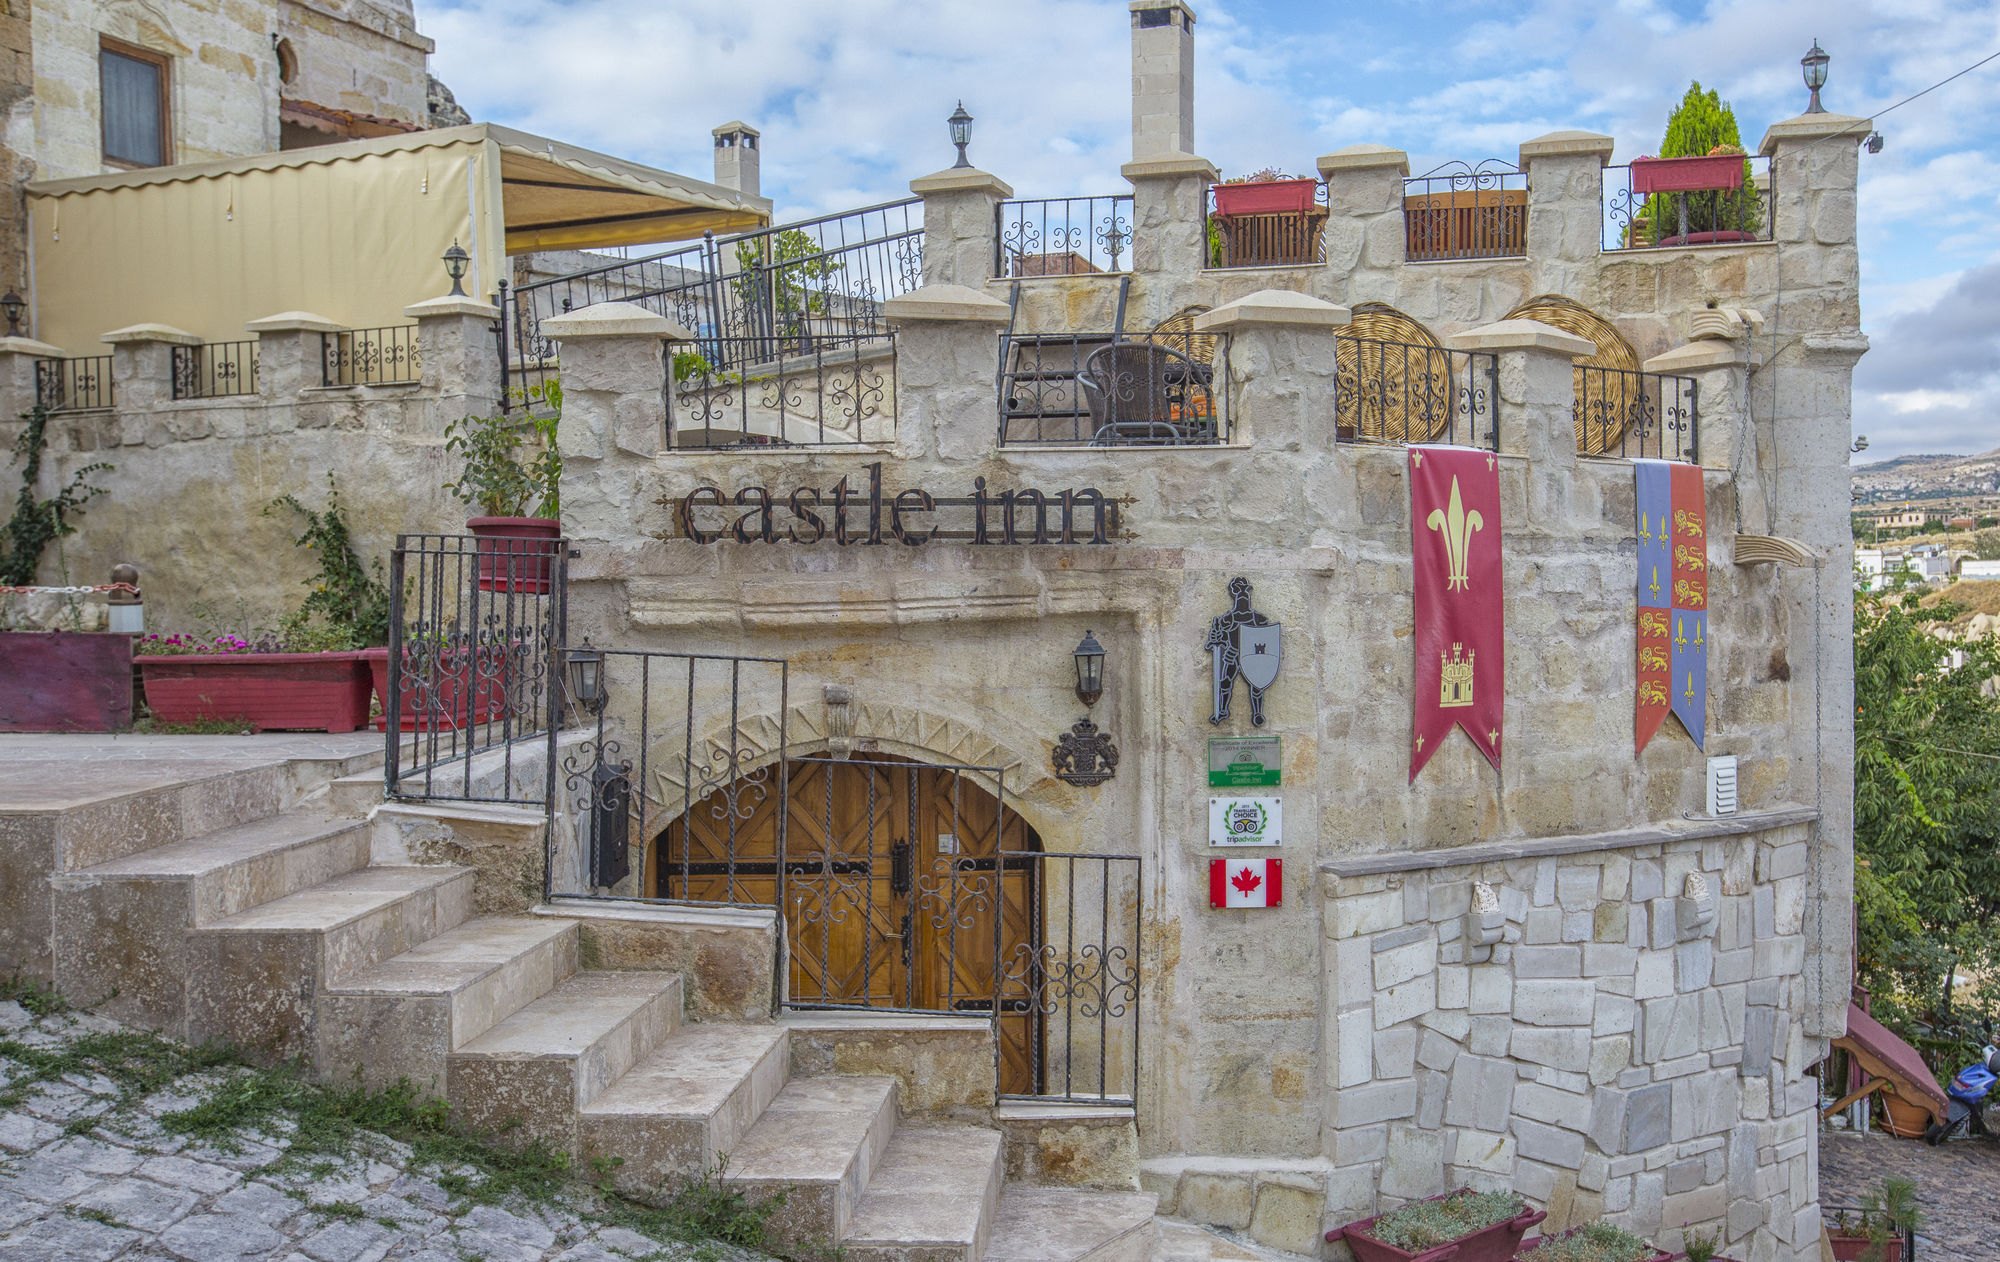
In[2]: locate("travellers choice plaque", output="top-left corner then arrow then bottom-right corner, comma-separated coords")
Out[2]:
1208,736 -> 1280,788
1209,796 -> 1283,847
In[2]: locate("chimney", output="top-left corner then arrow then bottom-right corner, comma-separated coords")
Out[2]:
1130,1 -> 1196,160
712,121 -> 761,198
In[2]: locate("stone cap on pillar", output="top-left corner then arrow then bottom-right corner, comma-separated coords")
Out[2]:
0,335 -> 65,357
1643,341 -> 1747,373
538,301 -> 689,341
1517,130 -> 1616,169
910,168 -> 1014,199
1447,319 -> 1595,357
1758,113 -> 1872,157
1120,152 -> 1219,182
884,283 -> 1013,324
101,322 -> 200,347
1194,289 -> 1350,332
245,311 -> 345,334
1128,0 -> 1196,19
1317,145 -> 1410,178
403,294 -> 501,321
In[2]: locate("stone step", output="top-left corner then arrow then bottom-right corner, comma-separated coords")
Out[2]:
49,811 -> 372,1035
986,1187 -> 1160,1262
446,969 -> 681,1156
721,1075 -> 900,1256
579,1021 -> 790,1198
839,1123 -> 1005,1262
319,915 -> 580,1094
186,865 -> 474,1062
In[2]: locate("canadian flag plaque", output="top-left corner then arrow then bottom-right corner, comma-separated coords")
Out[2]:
1209,858 -> 1282,909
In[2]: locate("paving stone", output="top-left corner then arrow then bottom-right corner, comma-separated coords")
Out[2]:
156,1212 -> 289,1260
298,1217 -> 395,1262
215,1180 -> 307,1229
138,1154 -> 243,1196
71,1176 -> 202,1232
0,1212 -> 143,1261
0,1114 -> 59,1154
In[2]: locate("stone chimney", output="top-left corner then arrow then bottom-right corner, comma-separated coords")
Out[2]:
1130,1 -> 1196,160
712,121 -> 761,197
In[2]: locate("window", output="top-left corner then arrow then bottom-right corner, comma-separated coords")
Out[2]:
100,39 -> 171,168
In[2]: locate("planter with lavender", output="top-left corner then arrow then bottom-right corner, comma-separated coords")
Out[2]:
1327,1189 -> 1544,1262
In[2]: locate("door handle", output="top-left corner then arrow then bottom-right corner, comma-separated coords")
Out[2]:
891,839 -> 912,894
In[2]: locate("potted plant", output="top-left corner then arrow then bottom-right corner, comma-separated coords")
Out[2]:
1212,167 -> 1319,216
135,616 -> 373,733
1327,1188 -> 1545,1262
444,380 -> 563,593
1828,1177 -> 1920,1262
1679,1225 -> 1738,1262
1514,1222 -> 1672,1262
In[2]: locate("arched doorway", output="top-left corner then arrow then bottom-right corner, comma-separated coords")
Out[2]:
654,753 -> 1044,1095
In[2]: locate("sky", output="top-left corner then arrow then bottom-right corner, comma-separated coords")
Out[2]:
417,0 -> 2000,464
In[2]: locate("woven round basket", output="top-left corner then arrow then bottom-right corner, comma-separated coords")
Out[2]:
1150,306 -> 1218,366
1334,303 -> 1454,443
1503,295 -> 1641,454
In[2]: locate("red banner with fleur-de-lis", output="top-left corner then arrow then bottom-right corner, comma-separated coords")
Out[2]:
1410,445 -> 1504,780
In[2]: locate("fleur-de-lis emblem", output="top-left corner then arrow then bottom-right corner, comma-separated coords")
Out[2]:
1640,511 -> 1653,544
1426,476 -> 1484,592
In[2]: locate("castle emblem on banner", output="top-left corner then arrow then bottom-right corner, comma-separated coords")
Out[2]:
1439,644 -> 1475,708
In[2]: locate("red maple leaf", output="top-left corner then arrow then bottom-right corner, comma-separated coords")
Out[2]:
1231,866 -> 1262,897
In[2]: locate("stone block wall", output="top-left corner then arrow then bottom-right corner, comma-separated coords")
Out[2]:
1321,822 -> 1823,1262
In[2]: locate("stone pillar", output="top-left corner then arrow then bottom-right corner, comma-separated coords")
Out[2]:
1640,338 -> 1749,475
1447,320 -> 1593,526
712,121 -> 761,197
883,283 -> 1012,462
244,311 -> 344,399
539,301 -> 685,466
1129,0 -> 1196,160
101,323 -> 200,413
1318,145 -> 1410,279
1123,153 -> 1217,276
909,168 -> 1012,289
1519,131 -> 1615,286
0,335 -> 65,418
1193,289 -> 1348,451
403,294 -> 503,412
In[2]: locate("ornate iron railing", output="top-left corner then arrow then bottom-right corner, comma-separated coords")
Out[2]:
1403,160 -> 1527,261
1334,336 -> 1499,450
997,850 -> 1141,1105
502,199 -> 924,417
1603,155 -> 1773,251
998,330 -> 1228,446
171,341 -> 258,400
1204,179 -> 1329,269
667,334 -> 896,447
384,533 -> 567,805
34,356 -> 113,411
995,196 -> 1135,277
323,326 -> 421,386
1575,366 -> 1699,462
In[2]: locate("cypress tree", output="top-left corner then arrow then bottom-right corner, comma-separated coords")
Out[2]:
1640,82 -> 1763,243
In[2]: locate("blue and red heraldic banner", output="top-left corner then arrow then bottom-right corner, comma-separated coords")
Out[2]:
1410,446 -> 1505,780
1634,460 -> 1707,753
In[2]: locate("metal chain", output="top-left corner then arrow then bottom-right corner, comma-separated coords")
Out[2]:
0,583 -> 138,595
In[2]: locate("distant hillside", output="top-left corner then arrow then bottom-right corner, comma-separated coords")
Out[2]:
1852,448 -> 2000,505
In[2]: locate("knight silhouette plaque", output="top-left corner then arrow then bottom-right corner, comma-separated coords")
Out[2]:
1207,577 -> 1280,727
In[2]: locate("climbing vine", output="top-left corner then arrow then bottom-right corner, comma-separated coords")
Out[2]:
0,405 -> 110,588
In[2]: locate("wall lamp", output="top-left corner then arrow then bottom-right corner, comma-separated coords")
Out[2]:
1053,629 -> 1118,786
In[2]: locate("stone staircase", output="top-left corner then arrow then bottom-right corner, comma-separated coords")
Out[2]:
25,744 -> 1158,1262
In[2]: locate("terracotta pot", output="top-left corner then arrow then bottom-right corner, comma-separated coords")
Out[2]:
1212,178 -> 1319,216
1828,1234 -> 1904,1262
1881,1091 -> 1935,1138
466,516 -> 562,593
361,645 -> 505,732
1327,1191 -> 1546,1262
1630,154 -> 1745,194
138,651 -> 372,733
0,631 -> 134,732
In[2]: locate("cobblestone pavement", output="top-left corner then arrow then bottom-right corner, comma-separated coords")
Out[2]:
0,1000 -> 768,1262
1819,1126 -> 2000,1262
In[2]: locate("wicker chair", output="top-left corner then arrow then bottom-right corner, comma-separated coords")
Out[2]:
1079,341 -> 1216,446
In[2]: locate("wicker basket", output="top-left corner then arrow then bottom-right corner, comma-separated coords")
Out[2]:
1504,294 -> 1641,455
1334,303 -> 1454,443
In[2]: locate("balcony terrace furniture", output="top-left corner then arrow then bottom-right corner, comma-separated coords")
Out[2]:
1079,341 -> 1216,446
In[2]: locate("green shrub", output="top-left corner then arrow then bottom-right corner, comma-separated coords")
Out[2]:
1529,1222 -> 1658,1262
1368,1189 -> 1527,1250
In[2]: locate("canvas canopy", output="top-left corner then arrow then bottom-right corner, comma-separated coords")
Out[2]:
23,123 -> 769,353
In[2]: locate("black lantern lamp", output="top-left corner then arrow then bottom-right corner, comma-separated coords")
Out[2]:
948,101 -> 973,169
1072,629 -> 1106,708
1,290 -> 23,337
1053,629 -> 1117,786
566,642 -> 607,716
1801,40 -> 1830,114
1866,131 -> 1884,154
442,240 -> 470,298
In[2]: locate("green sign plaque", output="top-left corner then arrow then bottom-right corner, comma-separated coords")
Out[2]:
1208,736 -> 1281,788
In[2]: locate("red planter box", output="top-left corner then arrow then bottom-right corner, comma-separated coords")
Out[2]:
1829,1236 -> 1902,1262
361,645 -> 504,731
467,516 -> 562,593
0,632 -> 134,732
1515,1228 -> 1673,1262
1213,178 -> 1319,216
1630,154 -> 1745,194
139,651 -> 372,733
1328,1193 -> 1544,1262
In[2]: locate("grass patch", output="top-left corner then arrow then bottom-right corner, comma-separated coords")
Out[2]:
0,973 -> 70,1018
64,1205 -> 130,1230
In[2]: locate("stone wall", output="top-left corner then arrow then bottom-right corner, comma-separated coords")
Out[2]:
0,0 -> 30,295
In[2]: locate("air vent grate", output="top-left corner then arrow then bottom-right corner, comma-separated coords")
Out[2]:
1706,755 -> 1739,817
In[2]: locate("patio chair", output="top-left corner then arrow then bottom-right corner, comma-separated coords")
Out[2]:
1079,341 -> 1216,446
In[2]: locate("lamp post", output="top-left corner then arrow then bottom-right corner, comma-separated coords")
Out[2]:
1,290 -> 24,338
566,642 -> 607,717
1801,39 -> 1830,115
443,241 -> 470,298
948,101 -> 973,169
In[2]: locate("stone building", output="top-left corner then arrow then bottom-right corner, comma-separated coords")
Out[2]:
0,4 -> 1868,1260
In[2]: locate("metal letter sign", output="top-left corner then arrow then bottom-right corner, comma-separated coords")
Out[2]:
1207,577 -> 1280,727
1209,796 -> 1283,847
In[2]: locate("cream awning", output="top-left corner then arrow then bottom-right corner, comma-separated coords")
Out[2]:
489,125 -> 770,253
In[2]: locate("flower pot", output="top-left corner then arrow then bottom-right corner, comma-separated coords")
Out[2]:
361,645 -> 506,732
138,651 -> 372,733
1328,1192 -> 1545,1262
1513,1228 -> 1674,1262
0,632 -> 134,732
1881,1091 -> 1935,1138
1828,1235 -> 1903,1262
466,516 -> 562,593
1213,178 -> 1319,216
1630,155 -> 1745,195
